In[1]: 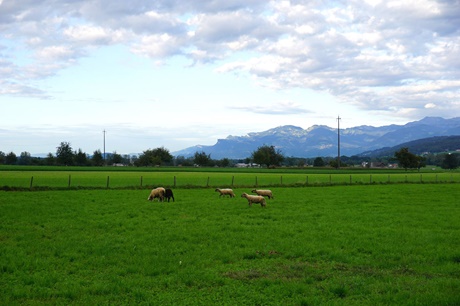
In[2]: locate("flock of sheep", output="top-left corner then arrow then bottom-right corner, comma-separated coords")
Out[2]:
214,188 -> 273,208
147,187 -> 273,208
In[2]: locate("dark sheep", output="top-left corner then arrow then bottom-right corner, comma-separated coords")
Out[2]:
164,188 -> 175,202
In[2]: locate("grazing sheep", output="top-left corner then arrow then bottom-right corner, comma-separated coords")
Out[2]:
215,188 -> 235,198
164,188 -> 175,202
148,187 -> 165,202
251,189 -> 274,199
241,192 -> 266,208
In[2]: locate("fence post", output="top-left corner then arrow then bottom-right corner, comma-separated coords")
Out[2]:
106,176 -> 110,188
68,175 -> 71,188
30,176 -> 34,189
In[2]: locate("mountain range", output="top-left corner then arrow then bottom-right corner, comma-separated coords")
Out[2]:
172,117 -> 460,159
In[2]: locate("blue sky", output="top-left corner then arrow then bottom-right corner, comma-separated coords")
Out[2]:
1,0 -> 459,156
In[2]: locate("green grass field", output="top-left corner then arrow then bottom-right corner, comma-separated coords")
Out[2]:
1,184 -> 459,305
1,167 -> 459,189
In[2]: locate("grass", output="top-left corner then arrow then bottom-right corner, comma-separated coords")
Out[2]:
1,168 -> 459,189
1,184 -> 459,305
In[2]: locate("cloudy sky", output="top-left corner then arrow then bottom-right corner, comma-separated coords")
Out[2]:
1,0 -> 459,156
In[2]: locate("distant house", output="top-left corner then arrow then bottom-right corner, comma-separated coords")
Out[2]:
235,163 -> 260,168
370,162 -> 386,168
362,161 -> 397,168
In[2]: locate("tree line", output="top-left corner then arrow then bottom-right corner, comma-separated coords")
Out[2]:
0,142 -> 458,170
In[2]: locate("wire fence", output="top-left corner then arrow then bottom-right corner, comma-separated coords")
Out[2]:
1,172 -> 459,190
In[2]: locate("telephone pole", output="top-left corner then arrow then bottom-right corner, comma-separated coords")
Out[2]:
103,130 -> 106,164
337,116 -> 341,170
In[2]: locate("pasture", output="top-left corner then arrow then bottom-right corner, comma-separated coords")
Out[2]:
1,184 -> 459,305
1,167 -> 459,189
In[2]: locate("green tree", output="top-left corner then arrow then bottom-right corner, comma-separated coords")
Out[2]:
45,153 -> 55,166
0,151 -> 5,164
193,151 -> 211,167
136,147 -> 173,167
175,155 -> 193,166
5,152 -> 17,165
394,147 -> 425,170
18,152 -> 32,165
107,152 -> 123,165
441,153 -> 459,170
152,147 -> 173,165
56,142 -> 74,166
251,145 -> 284,168
74,149 -> 88,166
109,152 -> 123,165
329,159 -> 347,169
92,150 -> 104,166
313,157 -> 325,167
220,158 -> 230,167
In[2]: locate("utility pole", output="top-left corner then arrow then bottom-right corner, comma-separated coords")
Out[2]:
337,116 -> 341,170
103,130 -> 106,165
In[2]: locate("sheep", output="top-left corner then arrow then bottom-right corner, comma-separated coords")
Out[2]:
215,188 -> 235,198
164,188 -> 174,202
148,187 -> 165,202
241,192 -> 266,208
251,189 -> 274,199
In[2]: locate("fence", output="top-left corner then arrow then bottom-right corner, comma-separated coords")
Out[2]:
2,172 -> 459,190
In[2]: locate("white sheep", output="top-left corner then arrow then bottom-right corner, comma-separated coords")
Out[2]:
215,188 -> 235,198
241,192 -> 266,208
148,187 -> 166,202
251,189 -> 274,199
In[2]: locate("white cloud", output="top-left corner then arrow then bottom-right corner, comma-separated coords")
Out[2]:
131,33 -> 184,57
230,100 -> 311,115
63,25 -> 123,44
35,45 -> 74,61
1,0 -> 460,154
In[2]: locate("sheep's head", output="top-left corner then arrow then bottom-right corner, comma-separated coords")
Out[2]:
241,193 -> 248,198
251,189 -> 257,193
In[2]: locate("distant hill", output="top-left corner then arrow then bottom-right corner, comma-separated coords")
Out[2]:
172,117 -> 460,159
358,135 -> 460,157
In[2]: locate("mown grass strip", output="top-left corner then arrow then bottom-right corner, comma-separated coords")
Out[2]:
1,170 -> 459,190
